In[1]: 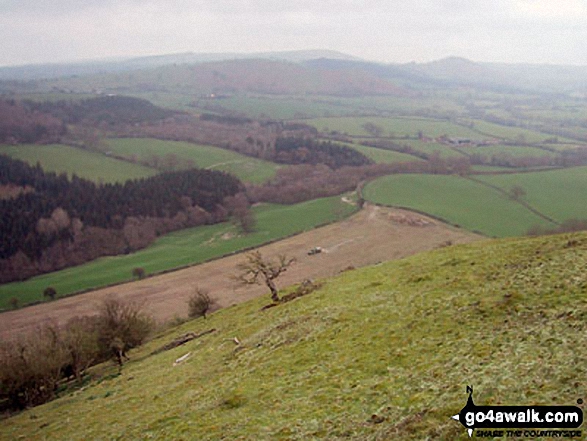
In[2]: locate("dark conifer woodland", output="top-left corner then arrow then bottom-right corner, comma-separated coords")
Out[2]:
0,155 -> 242,282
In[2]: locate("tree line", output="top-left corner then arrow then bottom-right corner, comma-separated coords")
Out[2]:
0,99 -> 65,144
0,297 -> 153,410
274,137 -> 372,168
0,96 -> 176,145
0,155 -> 242,282
25,95 -> 176,126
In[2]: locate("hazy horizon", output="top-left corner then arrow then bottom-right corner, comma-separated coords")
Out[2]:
0,0 -> 586,68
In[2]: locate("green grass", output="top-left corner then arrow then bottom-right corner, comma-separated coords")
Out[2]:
0,196 -> 357,309
105,138 -> 279,183
303,117 -> 481,138
476,166 -> 587,223
3,232 -> 587,440
195,95 -> 362,119
401,139 -> 467,158
363,174 -> 555,237
0,144 -> 157,183
467,120 -> 569,144
336,142 -> 423,164
470,165 -> 527,172
459,144 -> 558,158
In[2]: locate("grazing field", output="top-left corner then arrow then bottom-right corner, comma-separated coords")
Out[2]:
194,95 -> 361,119
466,120 -> 571,144
476,166 -> 587,223
0,196 -> 357,309
105,138 -> 279,183
458,144 -> 559,158
2,231 -> 585,440
542,142 -> 587,152
0,144 -> 157,183
338,142 -> 424,164
304,117 -> 481,138
363,174 -> 555,237
401,139 -> 466,158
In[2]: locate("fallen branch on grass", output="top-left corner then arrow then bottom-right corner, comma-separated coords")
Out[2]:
151,328 -> 216,355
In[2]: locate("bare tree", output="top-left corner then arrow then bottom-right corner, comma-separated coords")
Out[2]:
132,267 -> 146,280
235,251 -> 295,302
509,185 -> 526,201
224,193 -> 256,234
43,286 -> 57,301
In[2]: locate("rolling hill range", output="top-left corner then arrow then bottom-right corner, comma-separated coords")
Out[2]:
1,229 -> 585,440
0,50 -> 360,81
41,59 -> 409,97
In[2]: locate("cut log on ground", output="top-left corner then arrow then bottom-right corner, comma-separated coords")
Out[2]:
151,328 -> 216,355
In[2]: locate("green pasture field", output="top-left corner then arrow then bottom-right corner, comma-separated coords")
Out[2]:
522,106 -> 587,121
475,166 -> 587,223
195,95 -> 362,120
400,139 -> 466,158
466,120 -> 570,144
457,144 -> 559,158
470,165 -> 526,172
3,231 -> 587,440
0,144 -> 157,183
105,138 -> 279,184
542,142 -> 587,152
344,95 -> 467,114
363,174 -> 555,237
304,116 -> 481,138
335,142 -> 424,164
0,195 -> 357,309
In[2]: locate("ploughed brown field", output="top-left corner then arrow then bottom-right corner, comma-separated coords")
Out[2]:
0,204 -> 480,340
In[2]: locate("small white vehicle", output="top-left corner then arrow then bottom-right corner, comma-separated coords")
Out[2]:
307,246 -> 323,255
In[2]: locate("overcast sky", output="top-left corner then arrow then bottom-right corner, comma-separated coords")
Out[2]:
0,0 -> 586,67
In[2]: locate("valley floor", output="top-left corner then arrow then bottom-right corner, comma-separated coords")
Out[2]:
0,204 -> 479,340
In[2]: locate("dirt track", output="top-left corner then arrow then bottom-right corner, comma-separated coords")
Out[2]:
0,204 -> 480,339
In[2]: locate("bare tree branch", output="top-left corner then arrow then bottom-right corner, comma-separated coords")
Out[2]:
235,251 -> 295,302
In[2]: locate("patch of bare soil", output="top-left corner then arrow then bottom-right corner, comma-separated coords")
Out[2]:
0,204 -> 481,339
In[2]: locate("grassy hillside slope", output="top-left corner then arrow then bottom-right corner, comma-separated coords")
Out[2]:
105,138 -> 279,184
0,144 -> 157,183
2,232 -> 586,440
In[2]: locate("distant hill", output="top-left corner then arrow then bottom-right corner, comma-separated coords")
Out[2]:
410,57 -> 587,93
306,57 -> 587,94
409,57 -> 513,88
2,50 -> 586,96
42,58 -> 409,97
0,50 -> 361,81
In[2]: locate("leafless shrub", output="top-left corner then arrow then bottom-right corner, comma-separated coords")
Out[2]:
94,296 -> 154,364
43,286 -> 57,301
0,325 -> 67,409
61,316 -> 100,383
132,267 -> 146,280
188,287 -> 213,319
